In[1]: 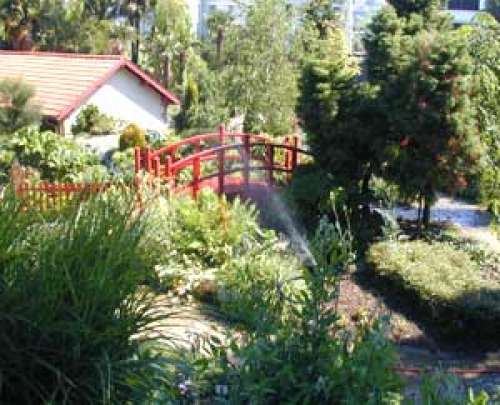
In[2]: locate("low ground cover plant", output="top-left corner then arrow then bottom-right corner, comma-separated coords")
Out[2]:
366,240 -> 500,344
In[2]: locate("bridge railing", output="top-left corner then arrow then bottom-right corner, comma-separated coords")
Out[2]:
134,125 -> 312,197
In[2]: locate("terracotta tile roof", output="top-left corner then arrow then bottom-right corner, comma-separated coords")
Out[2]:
0,51 -> 179,121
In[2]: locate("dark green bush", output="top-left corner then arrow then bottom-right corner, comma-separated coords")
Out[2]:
0,190 -> 166,403
283,163 -> 333,230
71,104 -> 115,135
367,240 -> 500,343
119,123 -> 147,150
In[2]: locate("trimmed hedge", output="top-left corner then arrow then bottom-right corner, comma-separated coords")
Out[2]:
366,240 -> 500,344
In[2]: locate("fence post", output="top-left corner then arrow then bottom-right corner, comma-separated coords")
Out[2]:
243,134 -> 250,188
153,157 -> 161,178
218,124 -> 225,145
218,124 -> 225,195
134,147 -> 142,173
218,147 -> 225,195
145,148 -> 153,173
291,135 -> 299,171
165,156 -> 175,190
266,142 -> 274,186
283,136 -> 291,170
193,156 -> 200,198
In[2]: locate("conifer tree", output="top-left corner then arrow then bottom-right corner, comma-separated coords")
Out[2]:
365,8 -> 482,226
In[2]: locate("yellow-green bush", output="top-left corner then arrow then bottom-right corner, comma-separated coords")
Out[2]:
119,123 -> 146,150
367,240 -> 500,343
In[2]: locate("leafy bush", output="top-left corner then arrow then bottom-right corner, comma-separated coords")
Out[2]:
367,240 -> 500,343
111,147 -> 136,180
141,190 -> 264,270
119,123 -> 147,150
0,78 -> 40,134
0,190 -> 167,403
1,127 -> 107,183
71,104 -> 115,135
207,218 -> 402,403
283,163 -> 334,230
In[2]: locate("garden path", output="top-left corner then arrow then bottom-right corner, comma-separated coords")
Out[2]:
395,195 -> 499,253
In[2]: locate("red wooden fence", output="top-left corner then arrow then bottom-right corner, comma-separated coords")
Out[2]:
134,125 -> 311,198
15,181 -> 113,211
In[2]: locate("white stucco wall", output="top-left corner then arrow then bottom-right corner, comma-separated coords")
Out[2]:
64,68 -> 170,135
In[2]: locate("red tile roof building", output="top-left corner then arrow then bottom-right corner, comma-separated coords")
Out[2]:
0,51 -> 179,134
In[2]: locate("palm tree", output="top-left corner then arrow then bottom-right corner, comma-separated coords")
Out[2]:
0,0 -> 40,50
0,78 -> 40,134
206,9 -> 233,65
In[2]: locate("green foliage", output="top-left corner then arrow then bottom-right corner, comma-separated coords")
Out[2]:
140,191 -> 265,271
176,75 -> 200,130
382,29 -> 481,196
141,0 -> 194,90
389,0 -> 439,18
71,104 -> 115,135
1,127 -> 107,183
0,190 -> 166,403
111,147 -> 136,180
363,5 -> 482,225
177,60 -> 229,130
0,78 -> 40,134
210,218 -> 402,403
419,371 -> 490,404
458,15 -> 500,221
367,240 -> 500,342
119,123 -> 147,151
220,0 -> 298,135
283,163 -> 334,229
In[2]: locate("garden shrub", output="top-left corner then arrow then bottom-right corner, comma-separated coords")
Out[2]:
205,218 -> 403,403
71,104 -> 115,135
119,123 -> 147,150
0,127 -> 107,183
111,147 -> 136,180
0,190 -> 169,403
137,189 -> 304,308
283,163 -> 334,230
367,240 -> 500,343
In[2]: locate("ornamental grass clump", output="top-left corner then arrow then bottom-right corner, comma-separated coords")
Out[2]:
0,190 -> 169,404
367,240 -> 500,343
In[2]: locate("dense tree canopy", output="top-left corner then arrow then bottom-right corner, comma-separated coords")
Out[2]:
220,0 -> 299,135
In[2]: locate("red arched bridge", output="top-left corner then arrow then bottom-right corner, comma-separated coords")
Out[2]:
134,125 -> 312,198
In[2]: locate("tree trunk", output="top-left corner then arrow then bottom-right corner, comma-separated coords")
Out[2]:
216,27 -> 224,65
422,188 -> 433,228
163,55 -> 172,88
360,164 -> 372,218
131,14 -> 140,64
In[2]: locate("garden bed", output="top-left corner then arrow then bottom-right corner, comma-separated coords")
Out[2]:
366,240 -> 500,347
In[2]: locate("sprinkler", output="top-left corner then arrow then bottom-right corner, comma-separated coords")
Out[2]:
300,253 -> 317,272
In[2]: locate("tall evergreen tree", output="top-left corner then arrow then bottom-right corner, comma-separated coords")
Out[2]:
378,26 -> 482,225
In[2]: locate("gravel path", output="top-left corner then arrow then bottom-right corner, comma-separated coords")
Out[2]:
395,195 -> 499,253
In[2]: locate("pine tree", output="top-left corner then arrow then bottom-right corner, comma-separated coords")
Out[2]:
380,27 -> 483,225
